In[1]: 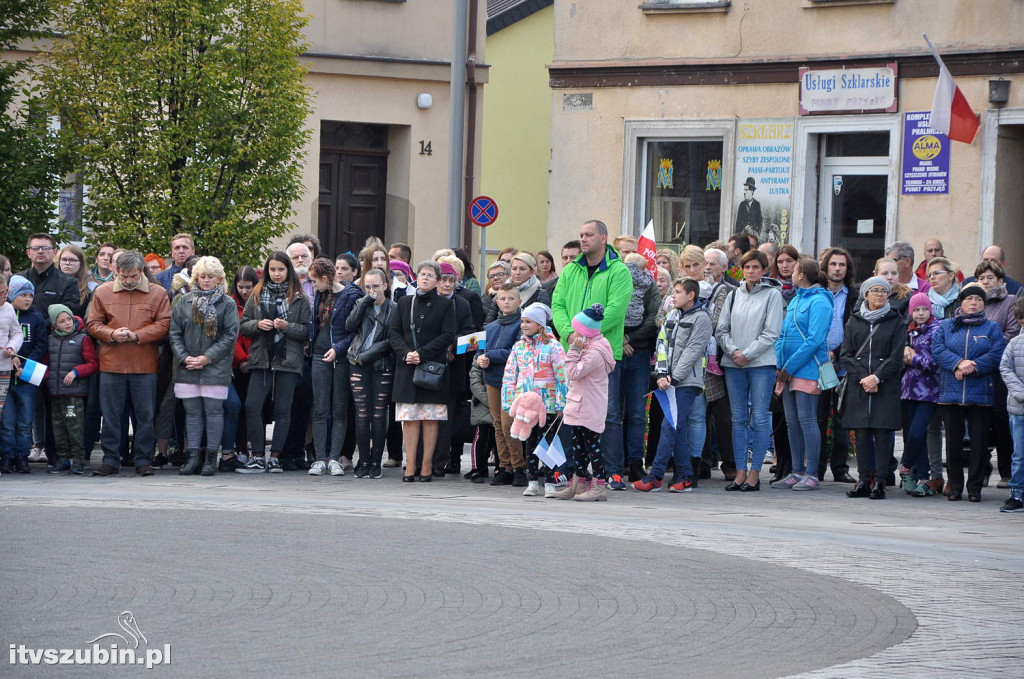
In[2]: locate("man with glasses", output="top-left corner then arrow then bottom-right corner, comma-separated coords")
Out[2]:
86,251 -> 171,477
884,241 -> 930,294
20,233 -> 82,322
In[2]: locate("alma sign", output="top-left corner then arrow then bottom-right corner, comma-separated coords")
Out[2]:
799,64 -> 898,114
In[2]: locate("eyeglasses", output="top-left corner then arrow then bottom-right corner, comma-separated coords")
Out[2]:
926,270 -> 950,278
866,288 -> 888,295
60,257 -> 80,264
28,246 -> 54,252
418,273 -> 437,280
366,283 -> 384,289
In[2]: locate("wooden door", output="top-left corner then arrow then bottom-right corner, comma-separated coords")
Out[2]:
319,152 -> 387,258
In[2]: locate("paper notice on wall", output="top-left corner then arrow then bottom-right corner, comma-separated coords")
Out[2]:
856,219 -> 874,234
733,119 -> 793,244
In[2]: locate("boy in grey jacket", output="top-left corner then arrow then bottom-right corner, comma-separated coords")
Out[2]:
634,277 -> 712,493
998,297 -> 1024,512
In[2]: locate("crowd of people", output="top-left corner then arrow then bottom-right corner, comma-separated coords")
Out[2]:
1,227 -> 1022,513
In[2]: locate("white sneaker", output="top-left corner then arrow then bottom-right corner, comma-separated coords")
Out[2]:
28,447 -> 45,462
308,461 -> 326,476
328,460 -> 345,476
522,480 -> 540,496
544,481 -> 567,498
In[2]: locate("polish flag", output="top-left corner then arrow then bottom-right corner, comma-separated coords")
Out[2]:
925,34 -> 980,144
637,220 -> 658,274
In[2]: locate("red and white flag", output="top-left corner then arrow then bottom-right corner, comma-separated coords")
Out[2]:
636,220 -> 658,274
925,34 -> 980,144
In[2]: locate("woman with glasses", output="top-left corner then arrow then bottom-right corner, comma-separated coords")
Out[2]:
387,261 -> 456,481
482,260 -> 512,325
840,276 -> 908,500
872,257 -> 912,318
926,257 -> 961,320
58,245 -> 93,312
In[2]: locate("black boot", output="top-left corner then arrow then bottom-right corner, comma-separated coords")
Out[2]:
846,477 -> 872,498
179,449 -> 200,475
869,479 -> 886,500
200,450 -> 217,476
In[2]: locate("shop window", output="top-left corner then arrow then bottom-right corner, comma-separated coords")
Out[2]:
643,139 -> 724,250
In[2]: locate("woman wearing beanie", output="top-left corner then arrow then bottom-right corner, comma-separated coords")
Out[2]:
898,292 -> 941,496
771,257 -> 832,491
555,303 -> 616,501
932,284 -> 1006,502
839,276 -> 907,500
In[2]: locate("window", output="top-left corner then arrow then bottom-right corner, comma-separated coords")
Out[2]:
643,140 -> 725,249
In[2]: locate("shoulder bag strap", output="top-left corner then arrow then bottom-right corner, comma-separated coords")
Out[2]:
409,296 -> 420,352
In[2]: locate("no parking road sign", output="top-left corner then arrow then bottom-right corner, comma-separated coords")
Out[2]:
468,196 -> 498,227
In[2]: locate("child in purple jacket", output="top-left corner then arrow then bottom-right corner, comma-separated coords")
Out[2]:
899,293 -> 940,496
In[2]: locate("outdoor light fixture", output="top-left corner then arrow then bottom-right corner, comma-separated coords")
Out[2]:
989,78 -> 1010,105
417,93 -> 432,109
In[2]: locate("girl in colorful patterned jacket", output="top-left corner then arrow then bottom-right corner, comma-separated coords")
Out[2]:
898,293 -> 941,497
501,302 -> 568,495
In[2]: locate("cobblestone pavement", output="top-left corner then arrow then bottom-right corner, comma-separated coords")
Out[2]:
1,462 -> 1022,678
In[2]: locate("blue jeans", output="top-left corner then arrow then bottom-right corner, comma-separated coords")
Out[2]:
100,373 -> 157,470
651,386 -> 700,479
723,366 -> 775,471
687,391 -> 707,461
780,385 -> 820,475
1009,414 -> 1024,494
0,382 -> 37,460
901,400 -> 936,481
601,360 -> 624,474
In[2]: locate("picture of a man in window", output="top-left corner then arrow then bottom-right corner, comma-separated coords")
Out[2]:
734,176 -> 763,237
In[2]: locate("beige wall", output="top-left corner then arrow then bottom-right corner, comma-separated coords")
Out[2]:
554,0 -> 1024,63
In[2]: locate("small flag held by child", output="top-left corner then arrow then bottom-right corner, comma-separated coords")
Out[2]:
533,433 -> 566,469
456,331 -> 486,355
19,358 -> 48,387
653,386 -> 677,429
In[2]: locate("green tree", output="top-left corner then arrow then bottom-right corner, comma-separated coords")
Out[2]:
0,0 -> 67,268
44,0 -> 312,273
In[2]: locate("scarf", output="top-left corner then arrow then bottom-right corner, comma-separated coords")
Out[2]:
928,283 -> 959,319
259,280 -> 290,358
859,300 -> 890,323
191,286 -> 225,338
954,310 -> 988,327
986,283 -> 1008,302
517,275 -> 542,306
91,266 -> 114,284
779,279 -> 796,303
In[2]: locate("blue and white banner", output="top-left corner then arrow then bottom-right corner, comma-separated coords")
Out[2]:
19,358 -> 47,386
654,386 -> 677,430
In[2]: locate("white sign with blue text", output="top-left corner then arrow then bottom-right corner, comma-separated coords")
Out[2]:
799,65 -> 898,115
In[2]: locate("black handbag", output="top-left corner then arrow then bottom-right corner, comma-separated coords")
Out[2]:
410,296 -> 446,391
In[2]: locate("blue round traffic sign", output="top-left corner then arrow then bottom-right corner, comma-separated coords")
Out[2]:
468,196 -> 498,227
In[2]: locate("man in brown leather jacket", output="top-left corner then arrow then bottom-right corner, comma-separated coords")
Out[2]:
86,251 -> 171,476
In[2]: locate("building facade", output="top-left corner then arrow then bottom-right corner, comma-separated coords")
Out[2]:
546,0 -> 1024,281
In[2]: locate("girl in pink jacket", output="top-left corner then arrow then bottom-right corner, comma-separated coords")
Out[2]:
554,304 -> 615,502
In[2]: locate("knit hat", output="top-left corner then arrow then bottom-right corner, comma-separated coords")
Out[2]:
439,262 -> 458,278
521,302 -> 551,328
48,303 -> 74,329
512,252 -> 537,271
8,275 -> 34,302
572,303 -> 605,338
859,276 -> 890,299
909,292 -> 931,314
389,259 -> 413,280
957,283 -> 986,306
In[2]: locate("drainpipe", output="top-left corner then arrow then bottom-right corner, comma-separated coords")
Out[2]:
447,0 -> 469,248
462,0 -> 480,252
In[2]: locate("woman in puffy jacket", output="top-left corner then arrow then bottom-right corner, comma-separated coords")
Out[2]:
346,267 -> 396,479
932,284 -> 1007,502
839,276 -> 907,500
772,257 -> 832,491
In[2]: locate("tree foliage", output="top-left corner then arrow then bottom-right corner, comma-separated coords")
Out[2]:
0,0 -> 67,268
44,0 -> 313,273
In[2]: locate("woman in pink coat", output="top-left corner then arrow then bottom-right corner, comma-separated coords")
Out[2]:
554,304 -> 616,501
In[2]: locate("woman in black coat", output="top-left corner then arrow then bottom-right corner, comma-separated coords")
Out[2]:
388,260 -> 457,481
839,277 -> 908,500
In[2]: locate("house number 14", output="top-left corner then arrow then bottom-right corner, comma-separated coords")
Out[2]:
418,140 -> 433,156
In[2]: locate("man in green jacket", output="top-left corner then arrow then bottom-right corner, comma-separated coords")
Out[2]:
552,219 -> 634,489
